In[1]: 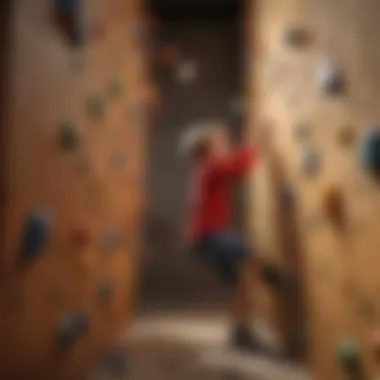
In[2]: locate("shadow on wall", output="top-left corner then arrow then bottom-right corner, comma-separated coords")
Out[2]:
140,14 -> 245,308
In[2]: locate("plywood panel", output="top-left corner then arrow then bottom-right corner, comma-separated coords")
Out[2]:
247,0 -> 380,379
0,0 -> 151,378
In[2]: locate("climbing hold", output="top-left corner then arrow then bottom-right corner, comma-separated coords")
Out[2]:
87,95 -> 105,119
278,184 -> 296,209
321,186 -> 345,227
359,126 -> 380,175
110,151 -> 126,169
283,26 -> 312,48
133,21 -> 148,45
57,311 -> 89,350
55,0 -> 79,12
102,345 -> 129,377
59,121 -> 78,151
101,228 -> 122,252
98,281 -> 115,302
317,59 -> 345,95
19,211 -> 52,264
71,227 -> 91,247
369,331 -> 380,359
54,0 -> 84,47
337,338 -> 361,372
337,125 -> 356,147
357,297 -> 376,319
175,60 -> 198,84
293,121 -> 311,141
92,22 -> 107,41
229,95 -> 245,118
107,78 -> 124,98
301,146 -> 320,177
158,44 -> 180,67
260,264 -> 289,290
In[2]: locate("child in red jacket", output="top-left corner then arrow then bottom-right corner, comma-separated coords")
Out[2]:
180,119 -> 272,353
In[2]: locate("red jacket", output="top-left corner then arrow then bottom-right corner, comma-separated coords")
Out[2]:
186,146 -> 257,242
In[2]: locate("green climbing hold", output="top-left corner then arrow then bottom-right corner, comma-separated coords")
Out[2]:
87,95 -> 106,118
107,78 -> 124,98
59,121 -> 78,151
337,338 -> 360,369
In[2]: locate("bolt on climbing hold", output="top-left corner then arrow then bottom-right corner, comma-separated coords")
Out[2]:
19,211 -> 52,265
59,121 -> 78,151
321,186 -> 345,227
158,44 -> 180,67
293,121 -> 311,141
369,331 -> 380,360
86,95 -> 106,119
71,227 -> 91,247
260,264 -> 289,291
283,26 -> 312,48
175,60 -> 198,84
107,78 -> 124,98
229,95 -> 245,118
300,146 -> 320,177
337,338 -> 362,373
337,125 -> 356,147
317,59 -> 346,96
98,281 -> 115,302
102,345 -> 129,377
57,311 -> 89,350
110,151 -> 126,169
101,228 -> 122,252
278,184 -> 296,209
359,126 -> 380,175
357,297 -> 376,319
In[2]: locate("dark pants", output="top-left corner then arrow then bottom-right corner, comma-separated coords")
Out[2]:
192,231 -> 251,287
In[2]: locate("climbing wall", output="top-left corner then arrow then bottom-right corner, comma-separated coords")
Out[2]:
0,0 -> 154,378
248,0 -> 380,379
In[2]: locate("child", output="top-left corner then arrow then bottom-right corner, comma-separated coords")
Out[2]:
180,119 -> 272,353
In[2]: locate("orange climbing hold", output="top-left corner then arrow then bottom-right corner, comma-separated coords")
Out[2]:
71,227 -> 92,247
321,185 -> 345,226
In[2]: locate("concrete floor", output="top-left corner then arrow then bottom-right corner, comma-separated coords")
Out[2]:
92,312 -> 313,380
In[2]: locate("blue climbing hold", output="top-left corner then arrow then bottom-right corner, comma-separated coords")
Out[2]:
19,211 -> 52,264
57,311 -> 89,350
359,127 -> 380,174
55,0 -> 79,12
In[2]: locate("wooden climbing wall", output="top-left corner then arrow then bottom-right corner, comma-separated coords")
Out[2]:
0,0 -> 153,378
247,0 -> 380,379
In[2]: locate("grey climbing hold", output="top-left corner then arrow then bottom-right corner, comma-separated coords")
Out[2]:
98,281 -> 115,302
101,228 -> 122,252
279,184 -> 296,208
283,26 -> 311,48
293,121 -> 311,141
229,95 -> 245,118
19,211 -> 52,264
133,21 -> 148,45
103,345 -> 129,377
57,311 -> 89,350
175,60 -> 198,84
301,146 -> 320,176
87,95 -> 106,119
59,121 -> 78,151
110,151 -> 126,169
317,59 -> 345,95
107,78 -> 124,98
359,126 -> 380,174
